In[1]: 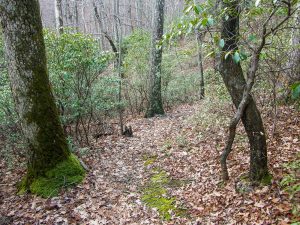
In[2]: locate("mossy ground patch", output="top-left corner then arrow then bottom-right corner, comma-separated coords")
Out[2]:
19,154 -> 85,197
141,154 -> 187,220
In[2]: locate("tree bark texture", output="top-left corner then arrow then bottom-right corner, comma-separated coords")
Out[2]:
0,0 -> 70,184
145,0 -> 165,118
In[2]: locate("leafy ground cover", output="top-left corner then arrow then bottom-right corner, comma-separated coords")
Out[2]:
0,103 -> 299,224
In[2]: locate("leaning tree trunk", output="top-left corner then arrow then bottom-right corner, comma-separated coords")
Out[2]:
219,0 -> 268,183
0,0 -> 84,196
145,0 -> 165,118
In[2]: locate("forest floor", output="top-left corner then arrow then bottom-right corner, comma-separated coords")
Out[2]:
0,103 -> 299,224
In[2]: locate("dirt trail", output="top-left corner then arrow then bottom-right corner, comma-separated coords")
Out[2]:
0,104 -> 299,224
83,104 -> 197,224
0,104 -> 197,224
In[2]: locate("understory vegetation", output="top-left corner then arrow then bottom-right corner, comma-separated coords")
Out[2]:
0,29 -> 201,158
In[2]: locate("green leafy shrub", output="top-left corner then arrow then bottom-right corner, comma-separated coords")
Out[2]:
44,30 -> 117,145
122,30 -> 200,115
291,82 -> 300,100
281,157 -> 300,217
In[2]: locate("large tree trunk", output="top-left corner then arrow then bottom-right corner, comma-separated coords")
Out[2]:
55,0 -> 64,34
145,0 -> 165,118
0,0 -> 84,196
219,0 -> 268,182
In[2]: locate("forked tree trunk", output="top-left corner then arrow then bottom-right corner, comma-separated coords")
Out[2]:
219,0 -> 268,182
0,0 -> 83,192
145,0 -> 165,118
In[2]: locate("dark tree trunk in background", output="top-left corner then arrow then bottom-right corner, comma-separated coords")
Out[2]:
65,0 -> 73,27
136,0 -> 143,28
145,0 -> 165,118
128,0 -> 134,32
93,0 -> 106,49
196,30 -> 205,99
219,0 -> 268,183
74,0 -> 80,32
113,0 -> 124,134
55,0 -> 64,34
0,0 -> 83,191
81,0 -> 87,33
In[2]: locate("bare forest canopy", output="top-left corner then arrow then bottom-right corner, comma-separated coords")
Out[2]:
39,0 -> 185,49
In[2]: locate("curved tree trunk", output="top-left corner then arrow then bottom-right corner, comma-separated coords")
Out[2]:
0,0 -> 83,194
145,0 -> 165,118
219,0 -> 268,183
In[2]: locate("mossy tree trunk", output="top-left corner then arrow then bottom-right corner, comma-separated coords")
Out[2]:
145,0 -> 165,118
219,0 -> 269,183
0,0 -> 83,193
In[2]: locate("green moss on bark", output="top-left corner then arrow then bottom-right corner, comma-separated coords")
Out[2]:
1,0 -> 85,198
24,63 -> 70,179
18,154 -> 85,197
